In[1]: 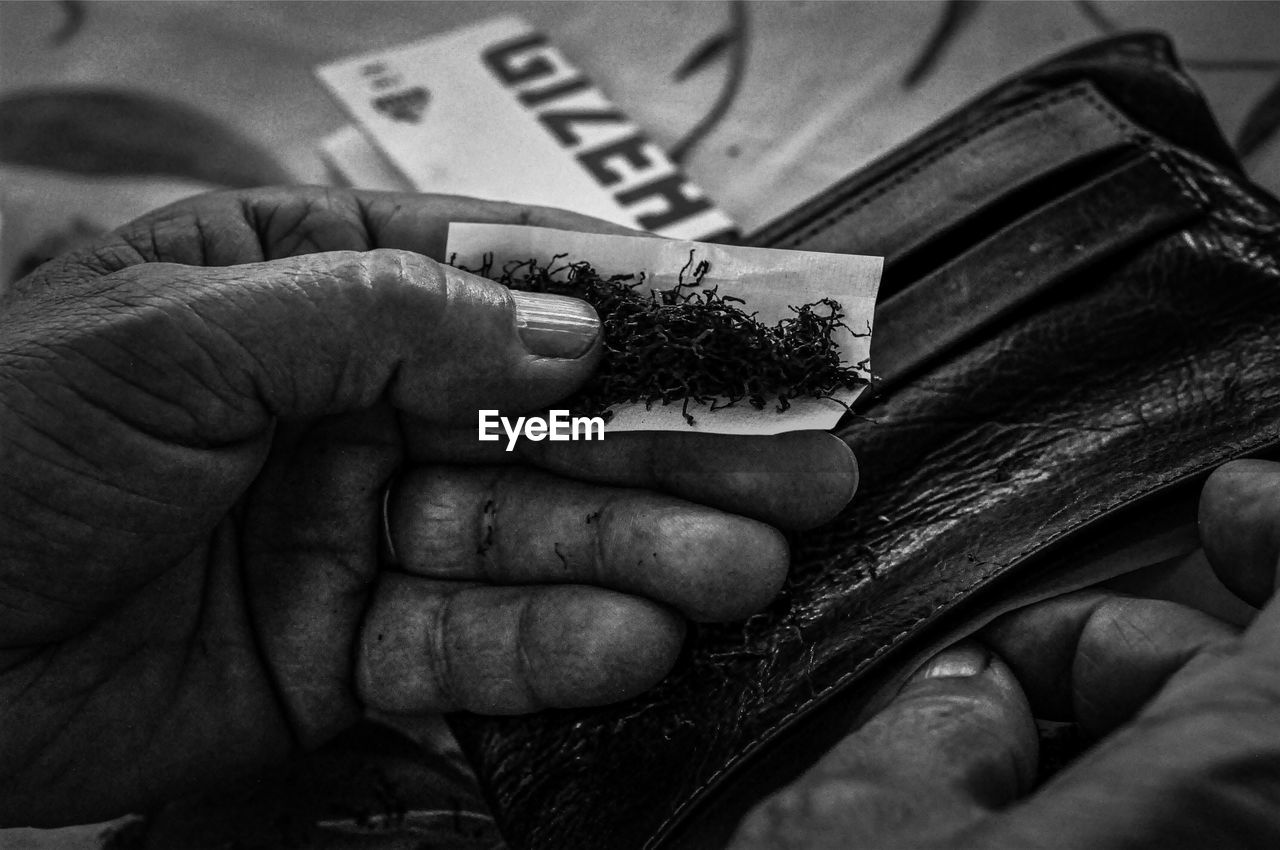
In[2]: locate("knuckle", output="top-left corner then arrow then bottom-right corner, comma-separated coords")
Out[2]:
395,466 -> 518,579
395,467 -> 485,575
359,249 -> 450,330
475,467 -> 524,575
447,590 -> 539,714
357,580 -> 459,713
511,594 -> 552,709
248,188 -> 367,256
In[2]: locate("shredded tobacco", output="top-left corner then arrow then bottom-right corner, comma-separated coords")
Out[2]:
455,250 -> 870,425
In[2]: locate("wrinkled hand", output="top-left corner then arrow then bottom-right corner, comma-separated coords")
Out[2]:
734,459 -> 1280,850
0,188 -> 858,827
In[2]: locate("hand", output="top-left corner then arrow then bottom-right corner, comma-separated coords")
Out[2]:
0,188 -> 859,827
732,458 -> 1280,850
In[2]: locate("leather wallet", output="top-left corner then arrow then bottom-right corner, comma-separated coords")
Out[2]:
448,33 -> 1280,850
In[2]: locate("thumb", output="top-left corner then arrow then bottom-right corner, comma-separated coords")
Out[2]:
40,248 -> 601,445
1200,458 -> 1280,613
0,248 -> 599,623
732,642 -> 1038,850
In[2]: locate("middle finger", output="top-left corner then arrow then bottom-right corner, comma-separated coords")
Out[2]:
403,422 -> 860,531
387,465 -> 790,622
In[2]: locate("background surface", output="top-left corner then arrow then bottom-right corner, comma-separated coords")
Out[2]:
3,1 -> 1280,286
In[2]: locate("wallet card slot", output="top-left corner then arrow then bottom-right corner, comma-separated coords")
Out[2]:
883,145 -> 1136,288
751,83 -> 1146,283
867,152 -> 1208,396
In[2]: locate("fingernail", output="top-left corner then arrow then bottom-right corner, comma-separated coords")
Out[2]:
911,644 -> 990,681
831,434 -> 859,508
512,290 -> 600,359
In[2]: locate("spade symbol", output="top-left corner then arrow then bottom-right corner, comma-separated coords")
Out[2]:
373,87 -> 430,124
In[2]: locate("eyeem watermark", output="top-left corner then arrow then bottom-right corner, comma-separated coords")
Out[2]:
478,409 -> 606,451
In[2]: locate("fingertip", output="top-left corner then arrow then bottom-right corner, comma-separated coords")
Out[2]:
777,431 -> 859,529
1199,459 -> 1280,536
891,643 -> 1039,802
1200,459 -> 1280,607
523,588 -> 685,707
756,641 -> 1038,846
440,264 -> 603,363
709,531 -> 790,623
731,431 -> 860,530
509,289 -> 602,360
823,431 -> 860,517
904,642 -> 991,684
391,262 -> 600,422
710,520 -> 790,622
900,645 -> 1030,725
643,508 -> 789,623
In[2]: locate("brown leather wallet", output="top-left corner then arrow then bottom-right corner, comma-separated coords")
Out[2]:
449,33 -> 1280,850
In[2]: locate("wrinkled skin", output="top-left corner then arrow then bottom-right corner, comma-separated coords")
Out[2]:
0,188 -> 859,827
734,459 -> 1280,850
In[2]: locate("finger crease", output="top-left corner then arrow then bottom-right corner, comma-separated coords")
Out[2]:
428,592 -> 461,711
592,496 -> 623,586
513,596 -> 547,710
476,496 -> 499,581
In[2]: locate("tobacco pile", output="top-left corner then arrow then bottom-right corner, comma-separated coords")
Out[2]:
458,251 -> 870,425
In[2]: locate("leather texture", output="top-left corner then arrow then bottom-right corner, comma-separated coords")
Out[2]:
450,34 -> 1280,850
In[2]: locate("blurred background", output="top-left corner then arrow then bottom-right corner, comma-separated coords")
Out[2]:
3,0 -> 1279,288
2,1 -> 1279,847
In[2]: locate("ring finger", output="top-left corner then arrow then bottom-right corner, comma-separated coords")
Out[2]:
386,465 -> 791,622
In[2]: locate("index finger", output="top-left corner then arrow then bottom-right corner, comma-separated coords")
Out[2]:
982,590 -> 1238,737
228,187 -> 638,260
402,423 -> 859,531
352,190 -> 641,259
81,187 -> 637,274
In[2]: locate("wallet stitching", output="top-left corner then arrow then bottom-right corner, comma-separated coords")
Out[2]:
775,84 -> 1145,251
1147,147 -> 1213,211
